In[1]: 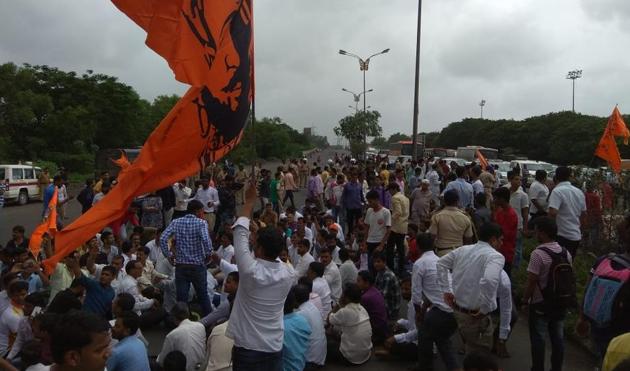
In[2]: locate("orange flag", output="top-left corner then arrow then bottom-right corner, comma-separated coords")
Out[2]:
608,106 -> 630,145
29,188 -> 58,260
594,106 -> 630,174
42,0 -> 254,273
476,149 -> 489,170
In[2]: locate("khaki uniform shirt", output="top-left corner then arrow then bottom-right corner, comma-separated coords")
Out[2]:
428,206 -> 474,256
390,192 -> 410,234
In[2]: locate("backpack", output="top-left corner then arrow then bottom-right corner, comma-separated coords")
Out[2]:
583,254 -> 630,327
538,246 -> 577,316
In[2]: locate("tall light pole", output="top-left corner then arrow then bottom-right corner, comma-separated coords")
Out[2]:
411,0 -> 422,161
479,99 -> 486,119
342,88 -> 373,113
566,69 -> 582,113
339,48 -> 390,159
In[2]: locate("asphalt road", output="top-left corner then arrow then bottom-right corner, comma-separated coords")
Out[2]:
0,147 -> 597,370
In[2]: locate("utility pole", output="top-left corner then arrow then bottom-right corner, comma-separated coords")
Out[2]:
411,0 -> 422,161
479,99 -> 486,119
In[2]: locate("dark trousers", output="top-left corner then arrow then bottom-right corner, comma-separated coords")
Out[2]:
175,264 -> 212,316
366,242 -> 380,273
283,190 -> 295,208
232,346 -> 282,371
417,307 -> 459,371
387,232 -> 406,275
556,235 -> 580,258
346,208 -> 362,236
528,304 -> 565,371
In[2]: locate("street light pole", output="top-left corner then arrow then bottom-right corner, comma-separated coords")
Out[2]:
566,69 -> 582,113
411,0 -> 422,161
339,48 -> 390,160
479,99 -> 486,119
342,88 -> 373,114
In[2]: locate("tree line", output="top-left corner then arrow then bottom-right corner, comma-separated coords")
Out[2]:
0,63 -> 326,173
372,111 -> 630,166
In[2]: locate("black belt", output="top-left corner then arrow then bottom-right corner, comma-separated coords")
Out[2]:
453,302 -> 482,316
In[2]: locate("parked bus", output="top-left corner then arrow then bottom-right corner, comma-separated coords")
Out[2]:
390,141 -> 424,157
457,146 -> 499,161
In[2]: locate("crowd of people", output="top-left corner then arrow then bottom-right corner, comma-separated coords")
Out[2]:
0,151 -> 628,371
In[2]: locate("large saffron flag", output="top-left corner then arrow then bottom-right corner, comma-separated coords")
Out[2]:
29,188 -> 58,260
43,0 -> 254,273
595,106 -> 629,174
476,149 -> 489,170
608,106 -> 630,145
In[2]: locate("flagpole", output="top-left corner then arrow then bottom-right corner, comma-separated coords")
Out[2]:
411,0 -> 422,162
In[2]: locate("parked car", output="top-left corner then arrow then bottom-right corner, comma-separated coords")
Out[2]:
509,160 -> 555,187
489,161 -> 512,185
0,163 -> 43,205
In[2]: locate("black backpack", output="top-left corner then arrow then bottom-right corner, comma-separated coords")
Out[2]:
538,246 -> 577,316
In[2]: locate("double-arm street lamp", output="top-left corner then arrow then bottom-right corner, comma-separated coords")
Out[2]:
342,88 -> 373,112
339,48 -> 389,159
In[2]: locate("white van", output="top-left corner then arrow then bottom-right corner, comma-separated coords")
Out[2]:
0,163 -> 43,205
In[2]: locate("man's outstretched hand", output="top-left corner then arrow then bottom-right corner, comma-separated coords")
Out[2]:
240,180 -> 258,218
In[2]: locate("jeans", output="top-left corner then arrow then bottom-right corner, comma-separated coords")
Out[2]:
232,346 -> 283,371
387,232 -> 406,275
514,231 -> 523,269
556,235 -> 580,259
175,265 -> 212,316
529,304 -> 565,371
345,208 -> 362,236
283,190 -> 295,208
417,307 -> 459,371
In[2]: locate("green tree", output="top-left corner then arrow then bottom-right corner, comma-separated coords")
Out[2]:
387,132 -> 411,143
371,136 -> 387,148
334,110 -> 382,157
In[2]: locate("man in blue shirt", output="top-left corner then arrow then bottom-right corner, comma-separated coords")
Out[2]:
342,171 -> 364,236
283,287 -> 311,371
42,175 -> 63,219
160,199 -> 213,315
107,311 -> 150,371
442,166 -> 474,210
70,249 -> 116,319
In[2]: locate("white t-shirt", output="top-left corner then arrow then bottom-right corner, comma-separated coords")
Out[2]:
528,180 -> 549,214
328,302 -> 373,365
0,305 -> 23,356
216,244 -> 235,264
365,207 -> 392,243
548,181 -> 587,241
507,187 -> 529,230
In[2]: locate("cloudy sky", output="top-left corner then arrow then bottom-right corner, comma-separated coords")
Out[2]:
2,0 -> 630,142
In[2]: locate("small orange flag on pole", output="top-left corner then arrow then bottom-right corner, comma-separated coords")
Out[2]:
476,149 -> 489,170
29,188 -> 58,260
595,105 -> 629,173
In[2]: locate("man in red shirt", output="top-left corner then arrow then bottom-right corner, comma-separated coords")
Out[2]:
585,182 -> 602,248
492,187 -> 518,278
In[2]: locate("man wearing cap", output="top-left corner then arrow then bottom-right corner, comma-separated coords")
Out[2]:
429,190 -> 474,257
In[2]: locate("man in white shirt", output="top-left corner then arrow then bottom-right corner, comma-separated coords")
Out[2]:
294,239 -> 315,279
295,282 -> 327,368
157,303 -> 206,371
471,166 -> 485,195
117,260 -> 155,312
426,164 -> 441,207
506,170 -> 530,269
437,223 -> 505,355
172,180 -> 192,219
227,184 -> 296,370
145,229 -> 163,265
364,190 -> 392,271
528,170 -> 550,224
0,281 -> 27,357
307,262 -> 332,320
383,276 -> 417,361
548,166 -> 587,258
320,248 -> 342,305
190,176 -> 220,232
410,233 -> 460,371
